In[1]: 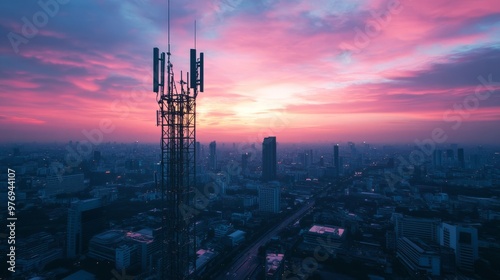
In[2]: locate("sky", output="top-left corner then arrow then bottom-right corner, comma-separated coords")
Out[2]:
1,0 -> 500,144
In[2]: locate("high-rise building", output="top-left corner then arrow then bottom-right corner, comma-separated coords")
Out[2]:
457,148 -> 465,169
262,137 -> 277,181
196,142 -> 201,165
67,198 -> 104,258
209,141 -> 217,171
241,153 -> 250,174
433,150 -> 442,167
215,172 -> 227,194
439,223 -> 478,272
259,184 -> 280,213
446,149 -> 454,160
300,150 -> 312,167
334,144 -> 339,177
306,150 -> 314,167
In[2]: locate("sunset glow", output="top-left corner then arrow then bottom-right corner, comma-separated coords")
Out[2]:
1,0 -> 499,144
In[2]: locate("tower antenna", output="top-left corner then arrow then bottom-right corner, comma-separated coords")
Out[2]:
152,0 -> 205,278
168,0 -> 171,53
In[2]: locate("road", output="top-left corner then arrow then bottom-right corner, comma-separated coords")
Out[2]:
216,200 -> 315,280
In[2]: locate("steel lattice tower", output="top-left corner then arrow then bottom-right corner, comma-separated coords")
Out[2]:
153,21 -> 204,280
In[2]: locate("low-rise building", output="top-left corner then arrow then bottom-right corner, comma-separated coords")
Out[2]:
225,230 -> 246,247
302,225 -> 345,254
397,237 -> 441,276
265,253 -> 284,280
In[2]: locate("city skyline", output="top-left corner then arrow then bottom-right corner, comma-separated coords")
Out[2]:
1,0 -> 500,144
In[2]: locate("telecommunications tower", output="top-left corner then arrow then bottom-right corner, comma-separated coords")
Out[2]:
152,1 -> 204,278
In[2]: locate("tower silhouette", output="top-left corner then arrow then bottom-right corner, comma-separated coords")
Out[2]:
262,137 -> 277,181
152,2 -> 204,278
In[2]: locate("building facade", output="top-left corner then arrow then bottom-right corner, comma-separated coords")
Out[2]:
440,223 -> 478,272
393,214 -> 440,243
67,198 -> 104,258
262,137 -> 277,181
397,237 -> 441,276
259,184 -> 280,213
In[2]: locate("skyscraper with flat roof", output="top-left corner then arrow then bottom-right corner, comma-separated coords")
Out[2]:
262,137 -> 277,181
433,150 -> 443,167
241,153 -> 249,174
196,141 -> 201,165
458,148 -> 465,169
209,141 -> 217,171
334,144 -> 339,177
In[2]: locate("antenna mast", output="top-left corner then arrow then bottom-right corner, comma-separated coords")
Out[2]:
152,0 -> 205,279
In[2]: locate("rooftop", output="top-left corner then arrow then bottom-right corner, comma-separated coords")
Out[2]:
91,230 -> 124,244
126,230 -> 154,244
228,230 -> 246,238
266,253 -> 284,275
308,225 -> 345,237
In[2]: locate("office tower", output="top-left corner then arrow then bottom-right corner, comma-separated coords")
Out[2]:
241,153 -> 249,173
259,184 -> 280,213
446,149 -> 454,159
363,141 -> 370,152
348,142 -> 356,155
209,141 -> 217,171
393,214 -> 440,243
334,144 -> 339,177
196,142 -> 201,165
458,148 -> 465,169
446,149 -> 454,165
262,137 -> 277,181
339,157 -> 344,175
67,198 -> 104,258
433,150 -> 442,167
301,150 -> 312,167
440,223 -> 478,272
215,173 -> 227,194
